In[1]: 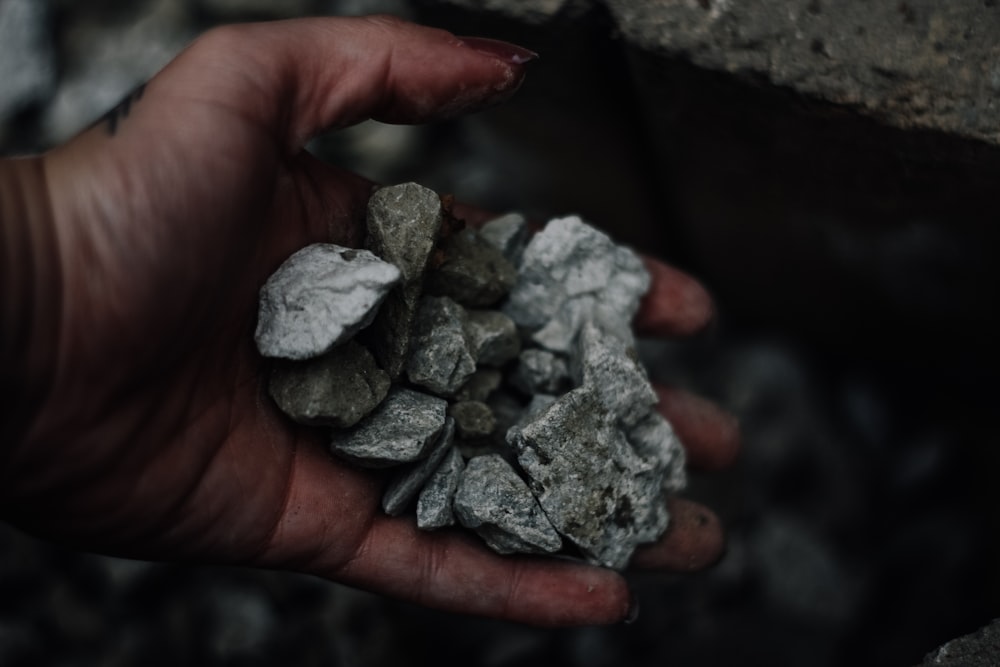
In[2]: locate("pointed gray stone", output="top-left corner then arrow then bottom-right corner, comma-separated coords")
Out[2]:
479,212 -> 530,265
417,446 -> 465,530
255,244 -> 401,360
363,183 -> 443,378
465,309 -> 520,367
268,340 -> 389,428
425,228 -> 517,308
449,401 -> 496,440
507,387 -> 669,569
510,349 -> 570,396
455,454 -> 563,555
330,387 -> 446,468
406,296 -> 477,396
382,417 -> 456,516
503,216 -> 650,353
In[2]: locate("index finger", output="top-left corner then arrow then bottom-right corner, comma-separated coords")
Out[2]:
634,257 -> 715,338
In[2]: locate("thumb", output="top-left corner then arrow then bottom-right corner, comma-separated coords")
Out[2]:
166,15 -> 536,149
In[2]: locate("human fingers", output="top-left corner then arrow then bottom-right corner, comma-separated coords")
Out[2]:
655,385 -> 741,471
630,497 -> 725,571
635,257 -> 715,338
254,440 -> 631,626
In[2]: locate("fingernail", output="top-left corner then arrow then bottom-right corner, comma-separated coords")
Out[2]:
624,593 -> 640,624
458,36 -> 539,65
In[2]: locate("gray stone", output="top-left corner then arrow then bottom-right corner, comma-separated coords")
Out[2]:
416,446 -> 465,530
330,387 -> 446,468
517,394 -> 559,427
425,229 -> 517,308
0,0 -> 55,122
406,296 -> 477,396
363,182 -> 443,378
510,349 -> 570,396
507,387 -> 669,569
627,412 -> 686,494
449,401 -> 496,440
571,320 -> 657,429
255,244 -> 401,360
455,368 -> 503,402
454,454 -> 563,555
920,618 -> 1000,667
503,216 -> 649,353
382,417 -> 456,516
479,212 -> 530,265
465,310 -> 520,367
268,341 -> 390,428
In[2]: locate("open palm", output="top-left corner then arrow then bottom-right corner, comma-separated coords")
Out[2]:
3,16 -> 738,626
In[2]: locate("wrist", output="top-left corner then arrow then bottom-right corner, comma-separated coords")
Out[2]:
0,156 -> 61,461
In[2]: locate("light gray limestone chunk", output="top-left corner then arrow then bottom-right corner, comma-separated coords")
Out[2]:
417,446 -> 465,530
363,183 -> 443,378
508,387 -> 669,569
0,0 -> 55,123
510,349 -> 570,396
454,454 -> 563,555
449,401 -> 496,440
479,212 -> 530,265
503,216 -> 650,353
628,412 -> 687,494
406,296 -> 477,396
425,229 -> 517,308
571,320 -> 658,429
455,368 -> 502,403
465,310 -> 520,367
268,340 -> 389,428
382,417 -> 455,516
330,387 -> 446,468
255,244 -> 401,360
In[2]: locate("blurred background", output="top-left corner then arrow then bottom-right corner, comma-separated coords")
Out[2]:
2,0 -> 998,665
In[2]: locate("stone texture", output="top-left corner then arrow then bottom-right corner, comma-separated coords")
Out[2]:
268,340 -> 390,428
627,412 -> 686,494
454,368 -> 502,402
416,446 -> 465,529
465,309 -> 520,367
510,349 -> 570,396
330,387 -> 446,468
503,216 -> 650,353
363,182 -> 443,378
920,618 -> 1000,667
406,296 -> 477,396
255,244 -> 401,360
571,320 -> 657,429
507,387 -> 669,569
0,0 -> 55,123
449,401 -> 496,440
479,212 -> 530,265
382,417 -> 456,516
424,229 -> 517,308
454,454 -> 563,555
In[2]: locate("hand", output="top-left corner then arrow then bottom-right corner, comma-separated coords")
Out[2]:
0,16 -> 738,626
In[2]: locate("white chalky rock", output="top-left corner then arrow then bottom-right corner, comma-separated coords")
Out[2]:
255,244 -> 401,360
503,216 -> 650,353
455,454 -> 563,555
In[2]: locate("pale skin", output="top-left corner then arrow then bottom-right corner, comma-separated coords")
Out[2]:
0,16 -> 740,626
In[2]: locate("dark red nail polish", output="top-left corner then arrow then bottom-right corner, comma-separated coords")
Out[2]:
458,36 -> 539,65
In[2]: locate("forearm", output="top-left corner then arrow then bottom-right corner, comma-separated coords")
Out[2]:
0,157 -> 60,456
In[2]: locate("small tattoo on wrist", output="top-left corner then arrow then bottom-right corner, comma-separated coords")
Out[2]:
100,83 -> 147,136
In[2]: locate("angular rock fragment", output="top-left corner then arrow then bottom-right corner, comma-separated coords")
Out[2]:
268,340 -> 389,428
479,212 -> 529,265
363,183 -> 443,378
503,216 -> 650,353
382,417 -> 456,516
255,244 -> 401,360
571,321 -> 658,429
627,412 -> 687,494
465,310 -> 520,367
455,368 -> 502,403
425,229 -> 517,308
507,387 -> 669,569
454,454 -> 563,555
406,296 -> 477,396
510,349 -> 570,396
417,446 -> 465,530
449,400 -> 496,440
330,387 -> 446,468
